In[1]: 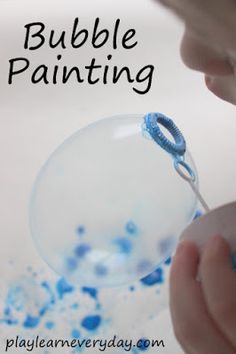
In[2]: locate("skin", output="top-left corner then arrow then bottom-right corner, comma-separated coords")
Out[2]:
154,0 -> 236,352
156,0 -> 236,104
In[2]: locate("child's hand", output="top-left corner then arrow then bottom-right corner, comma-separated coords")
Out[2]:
155,0 -> 236,104
170,235 -> 236,353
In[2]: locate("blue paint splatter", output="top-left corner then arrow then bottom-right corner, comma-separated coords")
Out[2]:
125,221 -> 137,235
56,278 -> 74,299
231,253 -> 236,270
6,286 -> 25,312
76,225 -> 85,236
71,329 -> 80,338
193,210 -> 202,220
164,256 -> 172,265
129,286 -> 135,292
81,287 -> 98,300
94,264 -> 108,277
66,257 -> 78,271
137,338 -> 149,351
74,243 -> 91,258
81,315 -> 101,331
45,321 -> 55,330
41,281 -> 56,305
140,267 -> 163,286
114,237 -> 132,254
39,281 -> 56,317
23,315 -> 40,329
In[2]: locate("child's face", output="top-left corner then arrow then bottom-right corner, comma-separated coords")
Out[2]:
156,0 -> 236,104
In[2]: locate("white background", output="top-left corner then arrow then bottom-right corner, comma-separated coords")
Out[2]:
0,0 -> 236,353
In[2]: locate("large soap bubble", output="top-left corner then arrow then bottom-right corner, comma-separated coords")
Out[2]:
29,113 -> 198,287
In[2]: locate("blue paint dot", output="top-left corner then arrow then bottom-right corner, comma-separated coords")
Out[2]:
45,321 -> 55,330
114,237 -> 132,254
23,315 -> 40,329
232,253 -> 236,270
129,286 -> 135,292
71,329 -> 80,338
4,307 -> 11,316
81,287 -> 98,300
76,225 -> 85,236
140,267 -> 164,286
4,318 -> 18,326
81,315 -> 101,331
193,210 -> 202,220
71,303 -> 79,310
164,256 -> 172,265
94,264 -> 108,277
137,338 -> 149,351
56,278 -> 74,299
65,257 -> 78,271
125,221 -> 137,235
74,243 -> 91,258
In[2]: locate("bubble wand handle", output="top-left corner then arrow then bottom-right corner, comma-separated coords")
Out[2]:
144,112 -> 210,213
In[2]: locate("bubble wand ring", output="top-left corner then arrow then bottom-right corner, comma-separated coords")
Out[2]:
144,112 -> 210,212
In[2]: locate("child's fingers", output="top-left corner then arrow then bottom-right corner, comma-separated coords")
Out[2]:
200,235 -> 236,349
170,240 -> 236,354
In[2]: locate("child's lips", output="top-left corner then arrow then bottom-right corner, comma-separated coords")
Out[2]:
203,59 -> 234,76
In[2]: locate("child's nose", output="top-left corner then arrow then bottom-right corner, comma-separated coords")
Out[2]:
180,29 -> 234,76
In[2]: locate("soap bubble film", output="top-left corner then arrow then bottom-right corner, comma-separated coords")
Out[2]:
30,114 -> 198,287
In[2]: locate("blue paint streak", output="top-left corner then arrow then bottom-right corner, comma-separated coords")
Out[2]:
56,278 -> 74,299
81,287 -> 98,300
23,315 -> 40,329
140,267 -> 164,286
81,315 -> 101,331
125,221 -> 137,235
41,281 -> 56,304
74,243 -> 91,258
39,281 -> 56,317
71,329 -> 80,338
114,237 -> 132,254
